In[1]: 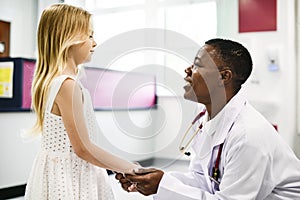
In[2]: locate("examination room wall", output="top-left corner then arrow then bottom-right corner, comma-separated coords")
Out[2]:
1,0 -> 300,191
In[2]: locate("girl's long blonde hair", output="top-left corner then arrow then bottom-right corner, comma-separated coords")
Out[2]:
30,4 -> 91,135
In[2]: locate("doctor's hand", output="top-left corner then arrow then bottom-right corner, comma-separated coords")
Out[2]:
115,172 -> 138,192
125,169 -> 164,196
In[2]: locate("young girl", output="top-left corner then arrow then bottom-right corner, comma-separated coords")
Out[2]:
25,4 -> 139,199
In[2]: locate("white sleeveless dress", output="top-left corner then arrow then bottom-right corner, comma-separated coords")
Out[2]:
25,75 -> 115,200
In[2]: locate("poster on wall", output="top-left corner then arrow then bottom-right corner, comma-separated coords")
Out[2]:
0,61 -> 14,98
0,58 -> 36,111
239,0 -> 277,33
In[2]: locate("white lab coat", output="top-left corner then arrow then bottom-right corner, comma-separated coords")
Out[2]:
154,90 -> 300,200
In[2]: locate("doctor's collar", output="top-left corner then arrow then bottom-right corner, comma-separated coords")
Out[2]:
203,107 -> 224,136
204,89 -> 246,136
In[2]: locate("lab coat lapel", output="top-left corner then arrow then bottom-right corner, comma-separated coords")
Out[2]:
213,90 -> 247,147
189,90 -> 247,193
191,90 -> 247,193
191,127 -> 214,192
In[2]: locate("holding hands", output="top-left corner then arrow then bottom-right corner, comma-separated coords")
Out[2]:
115,168 -> 164,196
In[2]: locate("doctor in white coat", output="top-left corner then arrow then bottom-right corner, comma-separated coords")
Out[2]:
116,38 -> 300,199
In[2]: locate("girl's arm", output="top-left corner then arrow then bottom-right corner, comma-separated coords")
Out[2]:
55,78 -> 139,174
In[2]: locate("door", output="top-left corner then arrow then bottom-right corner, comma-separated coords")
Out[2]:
0,20 -> 10,58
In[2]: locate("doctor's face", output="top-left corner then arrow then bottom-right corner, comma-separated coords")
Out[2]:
183,45 -> 224,104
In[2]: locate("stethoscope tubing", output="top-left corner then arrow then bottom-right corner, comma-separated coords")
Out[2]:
179,109 -> 206,154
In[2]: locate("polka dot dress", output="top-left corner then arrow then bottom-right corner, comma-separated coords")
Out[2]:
25,75 -> 115,200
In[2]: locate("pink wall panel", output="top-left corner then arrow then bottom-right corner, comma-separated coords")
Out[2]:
239,0 -> 277,33
82,67 -> 156,110
22,60 -> 35,109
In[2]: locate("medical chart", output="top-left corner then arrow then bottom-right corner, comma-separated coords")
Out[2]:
0,61 -> 14,98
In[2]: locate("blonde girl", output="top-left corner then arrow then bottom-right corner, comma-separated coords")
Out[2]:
25,4 -> 138,199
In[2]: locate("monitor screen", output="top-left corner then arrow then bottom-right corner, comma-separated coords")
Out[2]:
81,67 -> 156,110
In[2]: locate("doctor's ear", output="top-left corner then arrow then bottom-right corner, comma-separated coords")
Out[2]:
219,69 -> 232,85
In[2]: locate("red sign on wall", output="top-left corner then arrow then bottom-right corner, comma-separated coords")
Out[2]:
239,0 -> 277,33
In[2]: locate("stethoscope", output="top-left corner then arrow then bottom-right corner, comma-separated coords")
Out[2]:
179,109 -> 206,156
179,109 -> 224,185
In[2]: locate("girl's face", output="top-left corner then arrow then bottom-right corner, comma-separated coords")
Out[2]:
68,30 -> 97,66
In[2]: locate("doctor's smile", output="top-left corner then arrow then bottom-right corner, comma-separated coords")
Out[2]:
183,73 -> 192,91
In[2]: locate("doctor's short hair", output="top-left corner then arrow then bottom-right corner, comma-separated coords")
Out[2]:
205,38 -> 253,87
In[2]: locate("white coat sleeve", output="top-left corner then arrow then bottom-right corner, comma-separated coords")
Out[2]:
153,171 -> 216,200
153,140 -> 273,199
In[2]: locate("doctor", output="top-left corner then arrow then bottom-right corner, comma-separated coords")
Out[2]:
116,38 -> 300,199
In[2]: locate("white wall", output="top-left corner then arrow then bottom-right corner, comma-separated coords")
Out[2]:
0,113 -> 40,188
0,0 -> 37,58
94,111 -> 155,161
294,0 -> 300,157
152,96 -> 203,161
